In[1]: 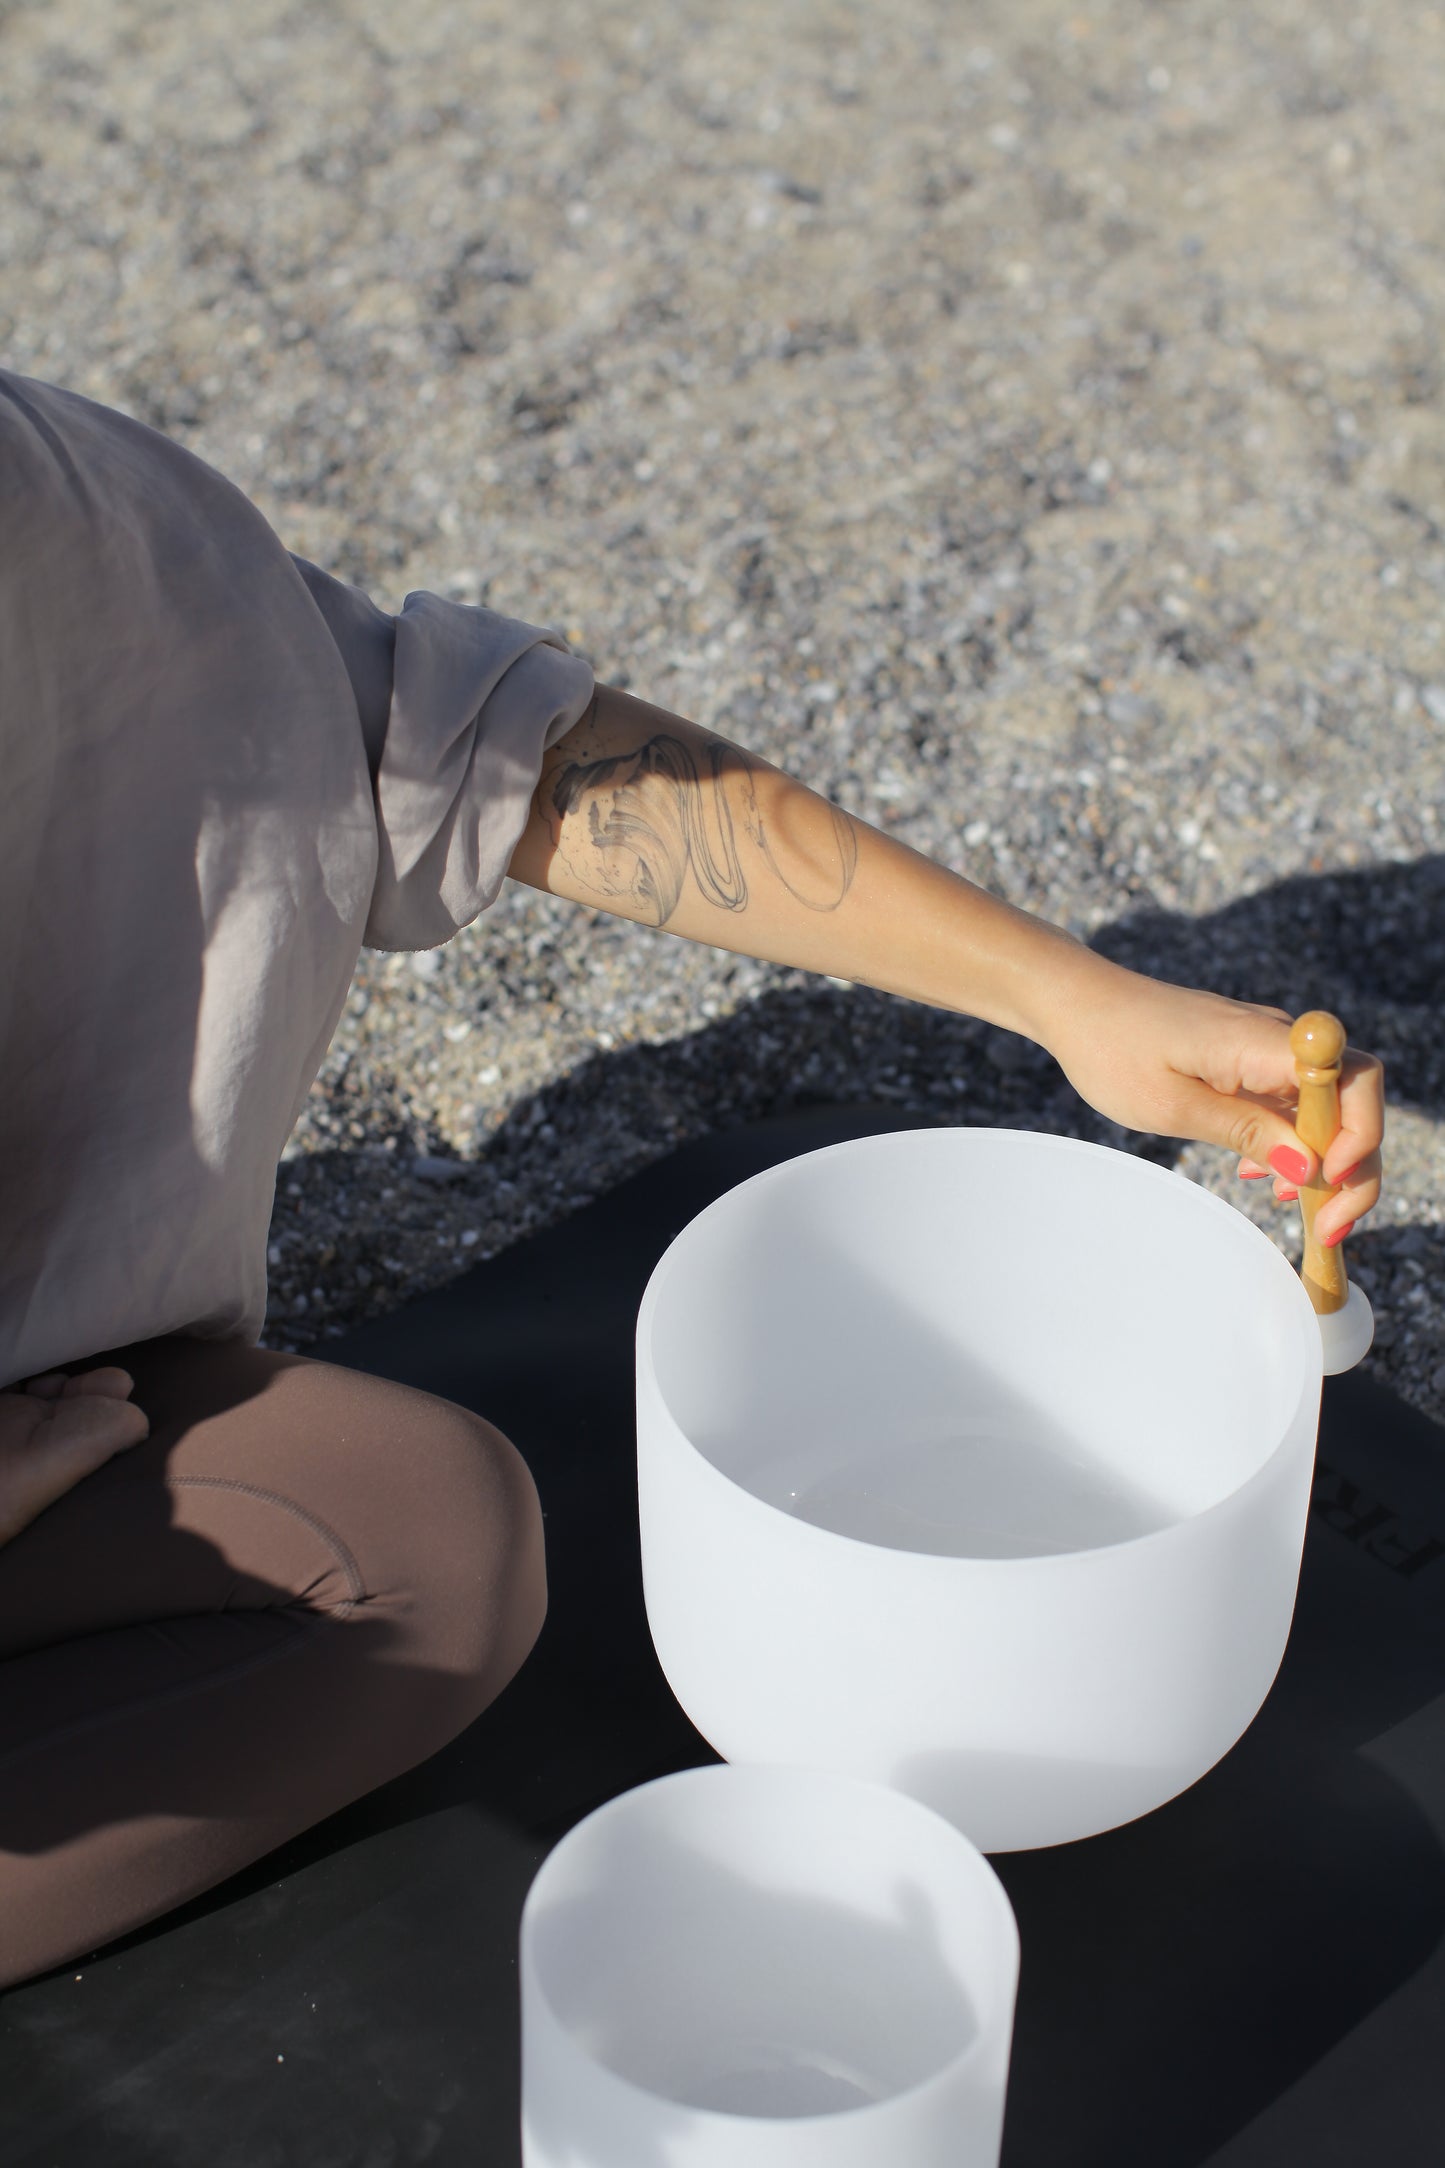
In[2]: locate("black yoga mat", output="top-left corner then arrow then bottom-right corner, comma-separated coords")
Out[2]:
2,1107 -> 1443,2167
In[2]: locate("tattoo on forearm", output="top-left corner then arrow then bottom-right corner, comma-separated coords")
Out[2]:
547,733 -> 858,929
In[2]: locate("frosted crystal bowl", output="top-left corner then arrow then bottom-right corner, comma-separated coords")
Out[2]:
520,1764 -> 1018,2168
636,1128 -> 1324,1851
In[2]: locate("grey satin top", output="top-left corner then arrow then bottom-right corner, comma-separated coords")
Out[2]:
0,368 -> 594,1388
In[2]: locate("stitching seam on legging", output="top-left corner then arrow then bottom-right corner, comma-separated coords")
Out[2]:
0,1602 -> 359,1774
167,1475 -> 367,1605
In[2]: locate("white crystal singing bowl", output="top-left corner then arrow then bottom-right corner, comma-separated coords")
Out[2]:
520,1765 -> 1018,2168
636,1129 -> 1324,1852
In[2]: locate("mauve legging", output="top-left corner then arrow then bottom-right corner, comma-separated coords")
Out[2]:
0,1332 -> 547,1990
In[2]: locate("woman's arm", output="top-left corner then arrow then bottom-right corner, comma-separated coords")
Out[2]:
507,685 -> 1383,1245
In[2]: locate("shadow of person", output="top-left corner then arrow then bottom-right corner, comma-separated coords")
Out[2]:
354,850 -> 1442,1230
1078,851 -> 1445,1149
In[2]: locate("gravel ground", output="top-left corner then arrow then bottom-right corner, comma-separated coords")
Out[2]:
2,0 -> 1441,1417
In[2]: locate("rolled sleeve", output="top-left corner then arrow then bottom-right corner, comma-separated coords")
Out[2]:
292,560 -> 595,952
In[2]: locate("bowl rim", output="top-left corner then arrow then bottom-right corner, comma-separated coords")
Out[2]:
636,1127 -> 1323,1571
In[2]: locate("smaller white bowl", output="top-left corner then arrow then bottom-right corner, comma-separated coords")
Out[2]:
520,1764 -> 1018,2167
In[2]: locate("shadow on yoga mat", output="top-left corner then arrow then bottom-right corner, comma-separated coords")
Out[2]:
2,1106 -> 1443,2168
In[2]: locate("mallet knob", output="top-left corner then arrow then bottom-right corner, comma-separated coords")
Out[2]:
1289,1010 -> 1348,1073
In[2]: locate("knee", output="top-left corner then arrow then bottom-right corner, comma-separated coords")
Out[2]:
376,1396 -> 548,1729
432,1407 -> 548,1708
145,1347 -> 549,1769
262,1361 -> 549,1760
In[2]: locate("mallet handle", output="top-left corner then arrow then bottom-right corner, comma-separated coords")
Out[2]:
1289,1010 -> 1350,1317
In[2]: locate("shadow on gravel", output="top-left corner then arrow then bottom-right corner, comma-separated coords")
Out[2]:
265,851 -> 1444,1368
483,847 -> 1445,1158
1089,849 -> 1445,1116
456,848 -> 1445,1183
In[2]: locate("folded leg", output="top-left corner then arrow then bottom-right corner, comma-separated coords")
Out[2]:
0,1334 -> 546,1987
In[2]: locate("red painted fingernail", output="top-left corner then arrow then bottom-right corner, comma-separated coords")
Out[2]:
1269,1146 -> 1310,1185
1276,1187 -> 1299,1202
1335,1164 -> 1361,1186
1322,1221 -> 1355,1248
1237,1166 -> 1268,1180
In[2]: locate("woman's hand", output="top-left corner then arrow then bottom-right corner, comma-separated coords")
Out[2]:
1041,962 -> 1384,1248
0,1367 -> 150,1547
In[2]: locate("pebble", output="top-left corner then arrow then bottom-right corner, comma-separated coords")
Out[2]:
410,1155 -> 466,1184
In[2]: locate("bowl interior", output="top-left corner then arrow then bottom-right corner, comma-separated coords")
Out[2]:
646,1130 -> 1317,1561
526,1769 -> 1009,2117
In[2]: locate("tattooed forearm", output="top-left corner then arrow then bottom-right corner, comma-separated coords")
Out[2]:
550,735 -> 745,924
546,731 -> 858,930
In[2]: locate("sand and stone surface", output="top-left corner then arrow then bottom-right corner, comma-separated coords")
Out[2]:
2,0 -> 1441,1418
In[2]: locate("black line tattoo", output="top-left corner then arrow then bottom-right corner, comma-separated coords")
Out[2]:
548,733 -> 858,929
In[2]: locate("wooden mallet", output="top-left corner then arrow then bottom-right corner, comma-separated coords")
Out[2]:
1288,1010 -> 1374,1373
